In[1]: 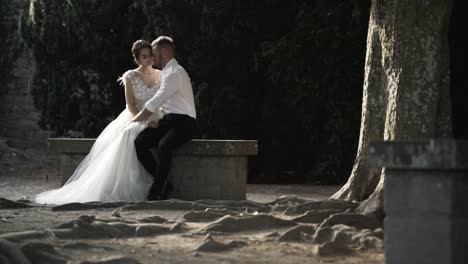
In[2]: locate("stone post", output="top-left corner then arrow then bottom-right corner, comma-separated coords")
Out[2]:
368,139 -> 468,264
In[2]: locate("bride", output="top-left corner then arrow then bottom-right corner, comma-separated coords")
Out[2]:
35,40 -> 162,205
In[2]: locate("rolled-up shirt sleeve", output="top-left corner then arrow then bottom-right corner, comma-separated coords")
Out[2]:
144,72 -> 181,113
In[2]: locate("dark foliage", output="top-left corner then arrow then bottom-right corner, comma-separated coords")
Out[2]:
20,0 -> 370,184
0,0 -> 23,92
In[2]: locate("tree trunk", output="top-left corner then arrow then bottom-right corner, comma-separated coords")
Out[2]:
331,0 -> 453,217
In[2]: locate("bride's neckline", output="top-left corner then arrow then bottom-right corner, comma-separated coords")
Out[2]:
134,69 -> 159,89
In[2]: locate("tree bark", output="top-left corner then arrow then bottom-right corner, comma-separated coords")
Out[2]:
331,0 -> 453,217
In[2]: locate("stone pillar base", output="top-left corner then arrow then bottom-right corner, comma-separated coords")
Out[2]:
369,139 -> 468,264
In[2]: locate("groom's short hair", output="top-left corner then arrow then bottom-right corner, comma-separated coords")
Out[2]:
152,36 -> 175,52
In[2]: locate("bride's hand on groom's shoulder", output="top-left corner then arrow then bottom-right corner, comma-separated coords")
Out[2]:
147,120 -> 159,128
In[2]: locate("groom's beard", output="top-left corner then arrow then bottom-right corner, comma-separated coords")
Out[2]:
153,62 -> 163,70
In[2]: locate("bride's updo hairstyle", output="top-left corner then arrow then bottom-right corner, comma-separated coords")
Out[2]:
131,40 -> 152,65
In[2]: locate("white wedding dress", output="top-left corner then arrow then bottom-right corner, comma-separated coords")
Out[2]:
35,70 -> 161,205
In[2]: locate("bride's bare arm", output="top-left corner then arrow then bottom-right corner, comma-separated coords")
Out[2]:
123,75 -> 140,116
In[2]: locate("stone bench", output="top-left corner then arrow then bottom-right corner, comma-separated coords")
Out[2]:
48,138 -> 258,200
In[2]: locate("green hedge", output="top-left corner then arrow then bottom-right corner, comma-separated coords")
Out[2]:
0,0 -> 23,92
20,0 -> 370,184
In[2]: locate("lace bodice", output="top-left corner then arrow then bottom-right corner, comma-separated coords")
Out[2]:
118,69 -> 163,121
120,69 -> 161,111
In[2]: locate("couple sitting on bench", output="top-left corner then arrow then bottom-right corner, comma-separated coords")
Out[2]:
36,37 -> 195,205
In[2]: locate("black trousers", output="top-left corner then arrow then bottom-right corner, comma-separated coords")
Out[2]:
134,113 -> 196,195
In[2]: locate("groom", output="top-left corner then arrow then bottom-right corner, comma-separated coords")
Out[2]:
132,36 -> 197,201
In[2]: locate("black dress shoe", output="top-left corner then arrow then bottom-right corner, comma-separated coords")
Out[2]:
145,181 -> 164,201
145,192 -> 161,201
161,181 -> 174,200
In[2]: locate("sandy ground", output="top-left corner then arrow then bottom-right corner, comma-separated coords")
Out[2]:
0,146 -> 384,264
0,174 -> 339,202
0,175 -> 384,264
0,202 -> 384,264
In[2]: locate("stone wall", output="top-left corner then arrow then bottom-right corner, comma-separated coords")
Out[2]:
0,0 -> 48,150
0,0 -> 55,177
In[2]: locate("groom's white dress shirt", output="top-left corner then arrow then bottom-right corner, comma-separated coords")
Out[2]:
144,58 -> 196,119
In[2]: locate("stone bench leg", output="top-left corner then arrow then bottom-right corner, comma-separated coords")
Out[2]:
50,138 -> 256,200
59,154 -> 86,186
169,155 -> 247,200
59,154 -> 248,201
